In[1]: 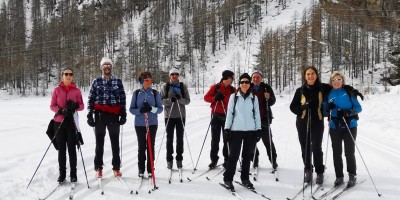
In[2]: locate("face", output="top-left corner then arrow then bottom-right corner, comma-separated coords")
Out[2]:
224,76 -> 234,86
305,68 -> 317,85
170,73 -> 179,82
62,69 -> 73,84
331,75 -> 343,89
142,73 -> 153,88
101,63 -> 112,75
239,78 -> 251,92
251,73 -> 262,85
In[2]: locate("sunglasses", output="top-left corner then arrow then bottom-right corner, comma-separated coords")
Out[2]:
102,64 -> 112,67
170,73 -> 179,76
239,81 -> 251,84
332,78 -> 343,83
63,73 -> 74,76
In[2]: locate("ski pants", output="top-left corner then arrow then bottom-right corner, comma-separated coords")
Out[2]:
165,117 -> 185,162
135,125 -> 157,173
330,127 -> 357,178
210,114 -> 229,163
296,118 -> 325,174
223,131 -> 257,182
55,120 -> 77,175
251,119 -> 277,167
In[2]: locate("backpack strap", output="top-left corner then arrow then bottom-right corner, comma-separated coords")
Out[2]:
135,89 -> 158,108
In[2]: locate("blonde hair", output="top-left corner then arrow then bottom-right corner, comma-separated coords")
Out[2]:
329,72 -> 346,86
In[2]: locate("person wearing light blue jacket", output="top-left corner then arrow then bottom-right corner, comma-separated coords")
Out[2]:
323,72 -> 362,188
129,71 -> 163,177
222,73 -> 261,191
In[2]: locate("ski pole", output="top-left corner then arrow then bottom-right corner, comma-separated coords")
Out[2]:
342,117 -> 382,197
120,125 -> 123,167
177,101 -> 195,171
324,117 -> 331,169
72,117 -> 90,189
27,118 -> 65,189
193,101 -> 219,173
155,102 -> 175,165
145,113 -> 157,190
302,108 -> 313,198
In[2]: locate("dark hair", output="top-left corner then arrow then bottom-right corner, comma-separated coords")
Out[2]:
302,66 -> 320,85
62,67 -> 74,74
138,71 -> 153,80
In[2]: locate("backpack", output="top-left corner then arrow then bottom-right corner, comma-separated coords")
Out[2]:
134,89 -> 158,108
164,82 -> 185,99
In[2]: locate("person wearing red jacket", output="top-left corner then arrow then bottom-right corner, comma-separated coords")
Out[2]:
50,68 -> 84,183
204,70 -> 236,169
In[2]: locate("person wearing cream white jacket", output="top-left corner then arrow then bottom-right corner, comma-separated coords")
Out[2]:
222,73 -> 261,191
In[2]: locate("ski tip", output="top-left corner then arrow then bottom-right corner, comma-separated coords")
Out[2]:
148,190 -> 151,194
187,177 -> 192,182
135,191 -> 139,195
169,180 -> 171,184
206,177 -> 210,180
253,177 -> 257,181
180,179 -> 183,183
101,191 -> 104,195
378,193 -> 383,197
275,178 -> 279,182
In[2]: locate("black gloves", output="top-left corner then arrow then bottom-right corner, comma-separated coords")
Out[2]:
63,108 -> 74,118
87,112 -> 95,127
171,94 -> 181,103
66,99 -> 79,110
223,129 -> 231,141
337,109 -> 349,118
119,109 -> 127,125
139,102 -> 152,113
327,100 -> 336,111
256,130 -> 262,142
299,102 -> 309,111
215,91 -> 224,101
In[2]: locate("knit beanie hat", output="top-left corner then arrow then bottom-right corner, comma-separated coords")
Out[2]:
251,70 -> 263,77
222,70 -> 234,80
169,67 -> 180,75
100,57 -> 113,67
239,73 -> 251,81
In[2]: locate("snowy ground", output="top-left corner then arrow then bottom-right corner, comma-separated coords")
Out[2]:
1,86 -> 400,200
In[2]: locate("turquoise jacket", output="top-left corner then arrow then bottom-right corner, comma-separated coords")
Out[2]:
225,92 -> 262,131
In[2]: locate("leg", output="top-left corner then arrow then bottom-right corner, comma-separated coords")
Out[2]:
241,132 -> 257,181
296,119 -> 311,171
344,128 -> 357,175
94,119 -> 106,171
175,118 -> 185,162
55,122 -> 67,181
165,118 -> 176,162
223,132 -> 243,182
107,123 -> 121,170
66,124 -> 77,179
210,122 -> 221,163
312,121 -> 325,174
261,124 -> 277,165
330,128 -> 344,178
146,125 -> 158,173
135,126 -> 147,173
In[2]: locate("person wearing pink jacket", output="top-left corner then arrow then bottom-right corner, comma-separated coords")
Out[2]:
50,68 -> 84,183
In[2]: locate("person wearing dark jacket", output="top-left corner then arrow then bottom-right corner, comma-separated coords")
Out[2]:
87,57 -> 126,178
323,72 -> 362,188
290,66 -> 330,184
129,71 -> 163,177
160,67 -> 191,169
250,70 -> 278,169
223,73 -> 261,190
50,68 -> 84,183
204,70 -> 236,169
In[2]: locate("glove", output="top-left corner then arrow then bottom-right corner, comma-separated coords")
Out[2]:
326,101 -> 336,111
119,110 -> 127,125
139,102 -> 152,113
171,93 -> 181,103
223,129 -> 231,141
87,112 -> 95,127
337,109 -> 349,118
66,100 -> 79,110
299,102 -> 309,111
57,108 -> 63,115
62,108 -> 74,118
214,91 -> 224,101
256,130 -> 262,142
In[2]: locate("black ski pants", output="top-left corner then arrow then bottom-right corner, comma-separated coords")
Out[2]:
296,118 -> 325,174
251,119 -> 277,167
55,120 -> 77,176
94,112 -> 121,171
223,131 -> 257,182
210,114 -> 229,163
165,117 -> 185,162
135,125 -> 157,173
330,127 -> 357,178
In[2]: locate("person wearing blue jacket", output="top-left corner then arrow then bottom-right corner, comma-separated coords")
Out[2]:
222,73 -> 262,191
129,71 -> 163,177
323,72 -> 362,188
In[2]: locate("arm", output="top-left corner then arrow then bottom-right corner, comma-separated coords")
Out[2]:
160,83 -> 172,106
76,89 -> 84,111
129,92 -> 142,116
289,89 -> 301,115
50,88 -> 60,113
266,84 -> 276,106
155,91 -> 164,114
118,79 -> 126,109
224,94 -> 235,129
178,83 -> 191,105
87,79 -> 97,112
253,96 -> 262,130
204,84 -> 217,103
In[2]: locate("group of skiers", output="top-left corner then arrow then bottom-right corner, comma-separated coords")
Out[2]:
49,57 -> 362,192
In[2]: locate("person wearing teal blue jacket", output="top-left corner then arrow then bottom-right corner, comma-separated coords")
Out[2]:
323,72 -> 362,188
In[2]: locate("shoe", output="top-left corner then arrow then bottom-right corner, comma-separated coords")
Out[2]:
272,161 -> 278,170
347,174 -> 357,188
208,161 -> 217,169
305,169 -> 312,183
70,170 -> 77,183
57,174 -> 66,183
167,161 -> 173,169
316,173 -> 324,184
241,179 -> 254,189
334,177 -> 344,186
138,169 -> 144,177
95,169 -> 103,178
113,169 -> 122,177
177,160 -> 183,169
253,157 -> 259,168
148,173 -> 152,178
224,181 -> 234,190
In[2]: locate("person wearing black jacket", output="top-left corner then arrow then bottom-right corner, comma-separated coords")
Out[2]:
249,70 -> 278,169
290,66 -> 330,184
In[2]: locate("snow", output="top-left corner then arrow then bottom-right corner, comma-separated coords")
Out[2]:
1,87 -> 400,200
